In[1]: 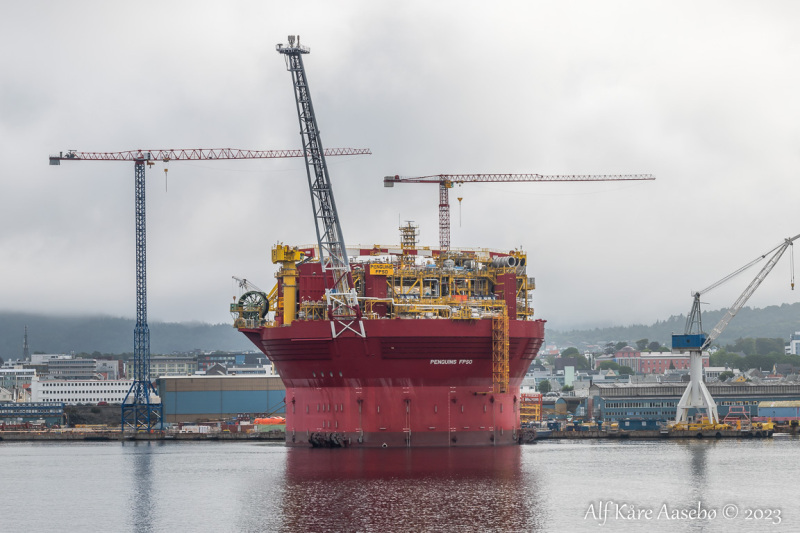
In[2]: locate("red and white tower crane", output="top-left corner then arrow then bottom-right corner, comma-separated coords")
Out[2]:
384,173 -> 655,251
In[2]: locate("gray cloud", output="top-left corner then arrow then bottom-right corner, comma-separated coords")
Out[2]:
2,1 -> 800,333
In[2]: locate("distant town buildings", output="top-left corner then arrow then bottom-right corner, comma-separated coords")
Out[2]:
47,358 -> 98,380
149,356 -> 196,378
602,347 -> 710,374
0,367 -> 35,400
196,353 -> 269,372
787,332 -> 800,355
0,349 -> 270,407
96,359 -> 122,380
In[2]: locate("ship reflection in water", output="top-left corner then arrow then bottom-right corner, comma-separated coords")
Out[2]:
240,446 -> 544,532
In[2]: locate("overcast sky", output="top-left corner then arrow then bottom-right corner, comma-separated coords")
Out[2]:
2,1 -> 800,332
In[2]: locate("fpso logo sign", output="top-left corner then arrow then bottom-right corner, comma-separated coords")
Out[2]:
370,264 -> 394,276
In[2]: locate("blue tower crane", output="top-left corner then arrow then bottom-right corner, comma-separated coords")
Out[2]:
49,145 -> 371,431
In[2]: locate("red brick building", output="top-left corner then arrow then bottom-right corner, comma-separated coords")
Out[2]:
605,346 -> 709,374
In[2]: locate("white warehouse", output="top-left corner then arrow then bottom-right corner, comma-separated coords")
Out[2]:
29,377 -> 145,405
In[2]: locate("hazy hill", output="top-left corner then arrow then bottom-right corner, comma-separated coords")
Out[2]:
3,303 -> 800,358
546,302 -> 800,349
0,312 -> 253,358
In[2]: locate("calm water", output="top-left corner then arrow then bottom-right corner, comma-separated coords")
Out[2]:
1,438 -> 798,532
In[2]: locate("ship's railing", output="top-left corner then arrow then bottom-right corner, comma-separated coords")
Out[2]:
362,296 -> 511,320
259,295 -> 533,324
298,243 -> 524,260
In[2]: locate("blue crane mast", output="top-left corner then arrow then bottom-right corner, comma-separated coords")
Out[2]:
122,157 -> 161,431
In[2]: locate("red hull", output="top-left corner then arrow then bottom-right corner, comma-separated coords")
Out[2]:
242,318 -> 545,447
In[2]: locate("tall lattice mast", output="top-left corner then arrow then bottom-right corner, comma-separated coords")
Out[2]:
22,326 -> 30,361
121,158 -> 162,432
276,36 -> 363,337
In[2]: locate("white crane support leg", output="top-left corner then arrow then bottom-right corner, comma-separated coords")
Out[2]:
676,350 -> 719,424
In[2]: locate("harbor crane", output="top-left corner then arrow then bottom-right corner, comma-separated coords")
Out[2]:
672,233 -> 800,425
384,173 -> 655,250
277,36 -> 364,338
49,145 -> 370,432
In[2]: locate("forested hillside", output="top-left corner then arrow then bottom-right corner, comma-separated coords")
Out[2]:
2,303 -> 800,358
0,312 -> 252,358
545,303 -> 800,349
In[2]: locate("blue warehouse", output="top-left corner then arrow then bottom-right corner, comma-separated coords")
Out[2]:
157,375 -> 286,423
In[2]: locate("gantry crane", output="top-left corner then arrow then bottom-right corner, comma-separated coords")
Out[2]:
49,145 -> 370,432
277,36 -> 364,338
672,233 -> 800,425
384,173 -> 655,250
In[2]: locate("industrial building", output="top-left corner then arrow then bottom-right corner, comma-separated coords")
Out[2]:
157,375 -> 285,423
591,382 -> 800,421
0,402 -> 65,426
757,400 -> 800,421
29,377 -> 134,405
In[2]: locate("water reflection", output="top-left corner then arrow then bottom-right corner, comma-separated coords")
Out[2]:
679,440 -> 711,498
228,447 -> 536,532
125,441 -> 157,533
272,447 -> 542,533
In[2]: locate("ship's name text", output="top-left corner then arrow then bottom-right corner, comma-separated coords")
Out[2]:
430,359 -> 472,365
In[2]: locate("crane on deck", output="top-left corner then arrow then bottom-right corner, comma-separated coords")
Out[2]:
277,36 -> 364,338
384,173 -> 655,250
672,233 -> 800,425
49,145 -> 370,432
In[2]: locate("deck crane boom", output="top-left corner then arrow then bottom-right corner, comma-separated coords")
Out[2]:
672,233 -> 800,425
277,36 -> 364,338
49,144 -> 370,432
384,173 -> 655,250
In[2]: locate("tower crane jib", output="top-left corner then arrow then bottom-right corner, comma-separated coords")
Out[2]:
384,173 -> 655,250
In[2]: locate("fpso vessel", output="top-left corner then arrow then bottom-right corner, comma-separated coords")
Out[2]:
231,229 -> 545,447
231,37 -> 545,447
